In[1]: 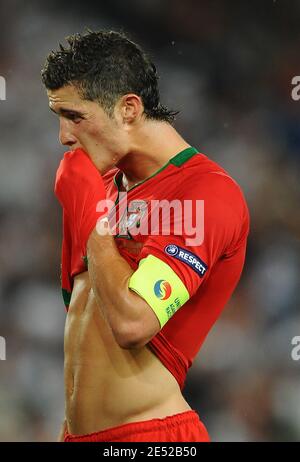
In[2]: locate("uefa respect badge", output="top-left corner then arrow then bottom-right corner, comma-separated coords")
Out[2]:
165,244 -> 208,277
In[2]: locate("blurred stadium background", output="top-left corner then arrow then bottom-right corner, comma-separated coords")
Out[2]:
0,0 -> 299,441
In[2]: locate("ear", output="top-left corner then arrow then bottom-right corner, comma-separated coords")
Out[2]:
118,94 -> 144,124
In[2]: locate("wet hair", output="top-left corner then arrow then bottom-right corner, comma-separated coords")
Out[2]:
41,29 -> 178,123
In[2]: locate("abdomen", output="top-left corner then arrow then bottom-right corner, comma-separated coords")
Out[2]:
64,272 -> 186,435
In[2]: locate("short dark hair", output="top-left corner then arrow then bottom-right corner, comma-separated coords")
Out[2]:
41,30 -> 178,123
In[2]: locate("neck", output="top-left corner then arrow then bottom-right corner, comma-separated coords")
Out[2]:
116,121 -> 191,189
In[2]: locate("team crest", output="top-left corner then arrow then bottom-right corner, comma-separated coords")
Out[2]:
117,200 -> 148,238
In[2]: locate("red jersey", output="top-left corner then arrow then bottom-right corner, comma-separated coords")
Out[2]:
101,146 -> 250,390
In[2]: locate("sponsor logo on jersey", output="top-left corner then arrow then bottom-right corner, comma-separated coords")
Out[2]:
165,244 -> 208,277
154,280 -> 172,300
116,199 -> 148,238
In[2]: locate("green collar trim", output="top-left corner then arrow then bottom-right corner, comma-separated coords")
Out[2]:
114,146 -> 198,195
169,146 -> 199,167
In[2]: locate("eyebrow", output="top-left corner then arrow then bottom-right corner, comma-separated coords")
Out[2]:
49,106 -> 84,117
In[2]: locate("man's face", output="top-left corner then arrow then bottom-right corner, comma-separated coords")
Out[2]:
47,85 -> 127,173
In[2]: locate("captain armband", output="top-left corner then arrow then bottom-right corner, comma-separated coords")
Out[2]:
128,254 -> 190,328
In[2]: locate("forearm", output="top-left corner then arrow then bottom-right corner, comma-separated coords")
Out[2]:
87,228 -> 148,344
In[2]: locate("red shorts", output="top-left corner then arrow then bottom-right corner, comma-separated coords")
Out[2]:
64,410 -> 210,442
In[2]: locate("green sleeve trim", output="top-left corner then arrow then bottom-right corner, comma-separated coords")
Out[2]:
62,288 -> 72,307
129,254 -> 190,328
83,255 -> 89,267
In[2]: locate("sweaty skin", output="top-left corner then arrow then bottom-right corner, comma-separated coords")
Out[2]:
64,271 -> 191,436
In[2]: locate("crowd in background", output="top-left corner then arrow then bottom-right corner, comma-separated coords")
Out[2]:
0,0 -> 299,441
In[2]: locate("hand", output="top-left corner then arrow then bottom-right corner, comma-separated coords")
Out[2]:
55,148 -> 108,260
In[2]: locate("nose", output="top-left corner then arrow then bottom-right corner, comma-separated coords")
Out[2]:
59,118 -> 77,147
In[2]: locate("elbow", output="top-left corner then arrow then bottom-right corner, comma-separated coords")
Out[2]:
113,322 -> 148,350
119,338 -> 144,350
109,295 -> 161,350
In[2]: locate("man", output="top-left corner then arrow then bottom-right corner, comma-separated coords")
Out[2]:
41,30 -> 249,442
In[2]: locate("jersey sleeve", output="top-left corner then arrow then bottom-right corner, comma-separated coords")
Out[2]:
135,172 -> 250,300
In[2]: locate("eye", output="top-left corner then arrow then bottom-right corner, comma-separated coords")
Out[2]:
66,113 -> 83,123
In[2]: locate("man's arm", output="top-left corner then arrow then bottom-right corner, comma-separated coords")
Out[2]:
54,148 -> 160,348
87,226 -> 160,349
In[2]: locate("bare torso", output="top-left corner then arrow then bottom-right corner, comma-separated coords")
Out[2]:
64,271 -> 191,435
